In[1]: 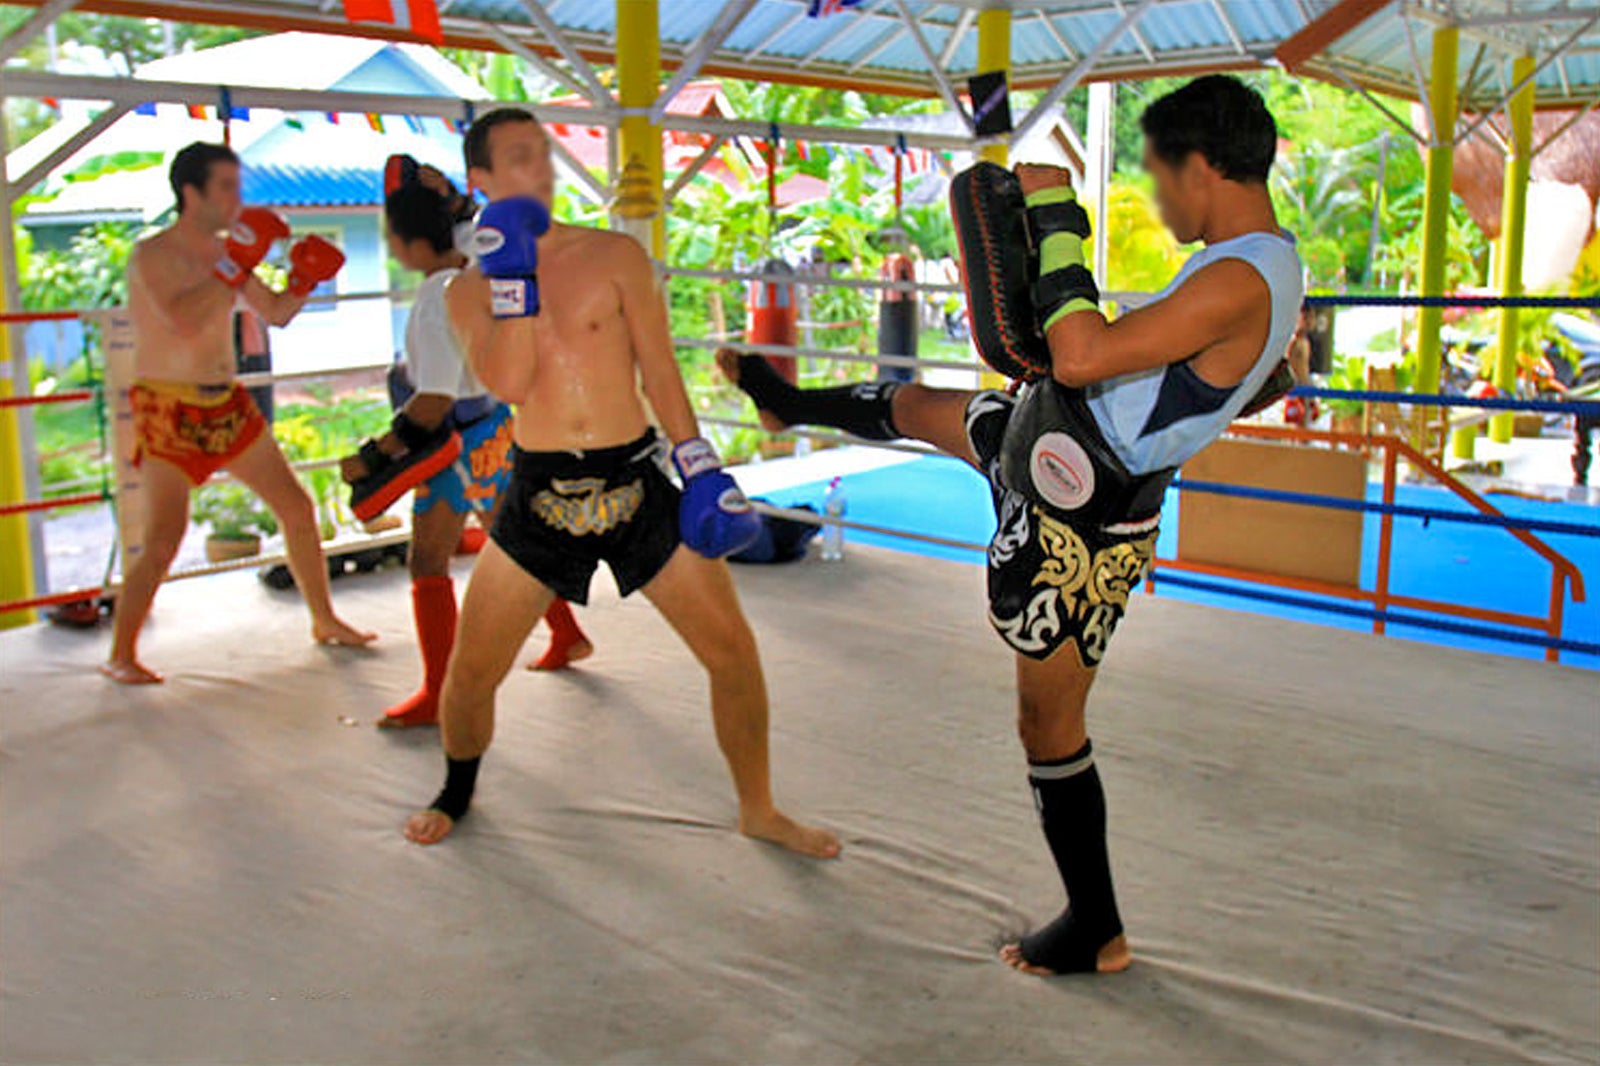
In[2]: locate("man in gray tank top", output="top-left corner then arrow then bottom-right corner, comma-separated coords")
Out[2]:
721,75 -> 1302,977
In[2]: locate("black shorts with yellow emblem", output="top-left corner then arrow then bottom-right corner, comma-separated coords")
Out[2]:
965,391 -> 1160,666
489,429 -> 681,605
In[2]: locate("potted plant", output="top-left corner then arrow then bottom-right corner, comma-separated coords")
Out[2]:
1324,353 -> 1367,436
193,482 -> 278,563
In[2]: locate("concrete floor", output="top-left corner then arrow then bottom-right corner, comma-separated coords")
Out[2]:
2,545 -> 1596,1064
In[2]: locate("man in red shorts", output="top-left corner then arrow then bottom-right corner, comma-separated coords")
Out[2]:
106,141 -> 375,684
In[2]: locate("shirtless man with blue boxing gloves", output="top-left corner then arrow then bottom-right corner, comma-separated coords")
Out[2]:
402,107 -> 838,861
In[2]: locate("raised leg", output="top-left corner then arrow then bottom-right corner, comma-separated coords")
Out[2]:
102,458 -> 193,684
641,545 -> 840,859
716,347 -> 982,466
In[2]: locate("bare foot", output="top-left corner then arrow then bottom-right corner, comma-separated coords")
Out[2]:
527,636 -> 594,671
313,616 -> 378,646
99,658 -> 164,685
403,808 -> 456,845
713,346 -> 744,386
998,934 -> 1132,976
738,807 -> 842,859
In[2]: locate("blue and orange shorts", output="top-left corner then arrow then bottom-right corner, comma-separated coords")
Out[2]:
413,402 -> 515,516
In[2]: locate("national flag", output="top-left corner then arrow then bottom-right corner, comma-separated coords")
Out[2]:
403,114 -> 426,134
229,106 -> 250,121
344,0 -> 441,44
806,0 -> 863,17
366,113 -> 386,133
134,102 -> 157,116
327,112 -> 341,125
186,104 -> 208,120
285,115 -> 306,130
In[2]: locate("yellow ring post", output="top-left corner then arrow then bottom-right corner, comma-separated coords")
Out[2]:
1490,54 -> 1536,444
975,7 -> 1011,390
1417,23 -> 1458,400
976,8 -> 1010,167
615,0 -> 663,257
0,328 -> 37,629
0,215 -> 37,628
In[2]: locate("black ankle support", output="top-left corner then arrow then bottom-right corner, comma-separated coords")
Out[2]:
734,355 -> 901,441
429,755 -> 481,821
1022,740 -> 1124,972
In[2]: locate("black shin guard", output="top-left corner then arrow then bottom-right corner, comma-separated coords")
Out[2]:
734,355 -> 901,441
429,755 -> 481,821
1020,740 -> 1124,973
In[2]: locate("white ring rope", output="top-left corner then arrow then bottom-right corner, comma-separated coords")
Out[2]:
750,500 -> 987,554
674,335 -> 986,374
698,415 -> 940,457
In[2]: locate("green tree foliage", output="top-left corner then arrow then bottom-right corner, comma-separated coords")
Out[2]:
20,222 -> 145,311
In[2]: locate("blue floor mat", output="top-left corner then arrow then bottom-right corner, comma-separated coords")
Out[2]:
758,455 -> 1600,670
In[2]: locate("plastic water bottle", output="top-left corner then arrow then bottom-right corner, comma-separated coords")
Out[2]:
821,477 -> 846,561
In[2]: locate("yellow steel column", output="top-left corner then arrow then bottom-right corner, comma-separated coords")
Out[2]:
615,0 -> 663,256
975,7 -> 1011,388
1415,23 -> 1459,402
0,273 -> 36,628
976,7 -> 1010,166
1490,54 -> 1536,443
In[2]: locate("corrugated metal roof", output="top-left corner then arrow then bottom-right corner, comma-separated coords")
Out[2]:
9,1 -> 1600,110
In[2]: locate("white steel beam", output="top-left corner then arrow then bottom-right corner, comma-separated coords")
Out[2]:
0,0 -> 79,65
518,0 -> 611,103
8,104 -> 132,193
1011,0 -> 1156,148
891,0 -> 975,133
653,0 -> 759,122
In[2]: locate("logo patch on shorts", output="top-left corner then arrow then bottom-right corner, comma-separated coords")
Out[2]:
1030,431 -> 1095,511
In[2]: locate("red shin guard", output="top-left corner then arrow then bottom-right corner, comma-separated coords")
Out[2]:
530,599 -> 591,671
381,576 -> 457,726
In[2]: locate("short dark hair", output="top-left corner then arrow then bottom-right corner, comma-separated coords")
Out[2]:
1140,75 -> 1277,183
384,183 -> 455,254
463,107 -> 540,172
169,141 -> 240,213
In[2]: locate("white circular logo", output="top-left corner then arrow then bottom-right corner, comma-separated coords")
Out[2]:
1030,432 -> 1095,511
472,227 -> 506,255
717,488 -> 752,514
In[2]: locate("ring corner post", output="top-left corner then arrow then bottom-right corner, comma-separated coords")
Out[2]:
0,334 -> 38,631
975,6 -> 1011,391
1415,23 -> 1459,405
0,123 -> 37,629
1490,54 -> 1536,445
975,7 -> 1010,168
615,0 -> 663,259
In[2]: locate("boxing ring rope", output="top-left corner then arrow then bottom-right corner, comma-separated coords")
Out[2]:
4,284 -> 1597,661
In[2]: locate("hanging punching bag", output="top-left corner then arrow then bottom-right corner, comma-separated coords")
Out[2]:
877,252 -> 917,383
746,258 -> 798,432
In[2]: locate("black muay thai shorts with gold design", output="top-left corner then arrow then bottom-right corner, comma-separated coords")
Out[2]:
489,429 -> 681,604
965,384 -> 1171,666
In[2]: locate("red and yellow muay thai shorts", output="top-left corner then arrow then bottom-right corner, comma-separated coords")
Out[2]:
128,379 -> 267,486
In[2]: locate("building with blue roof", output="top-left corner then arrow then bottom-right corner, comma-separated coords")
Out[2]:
17,32 -> 486,373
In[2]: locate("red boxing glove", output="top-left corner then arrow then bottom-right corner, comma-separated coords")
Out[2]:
287,235 -> 345,297
215,206 -> 289,287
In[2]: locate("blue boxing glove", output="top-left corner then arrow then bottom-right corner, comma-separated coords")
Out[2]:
472,196 -> 550,318
671,438 -> 761,558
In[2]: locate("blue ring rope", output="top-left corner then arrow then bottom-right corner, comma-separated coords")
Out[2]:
1287,386 -> 1600,415
1302,294 -> 1600,309
1172,478 -> 1600,538
1149,571 -> 1599,656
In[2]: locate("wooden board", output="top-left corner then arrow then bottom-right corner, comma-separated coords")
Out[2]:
1178,438 -> 1366,588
